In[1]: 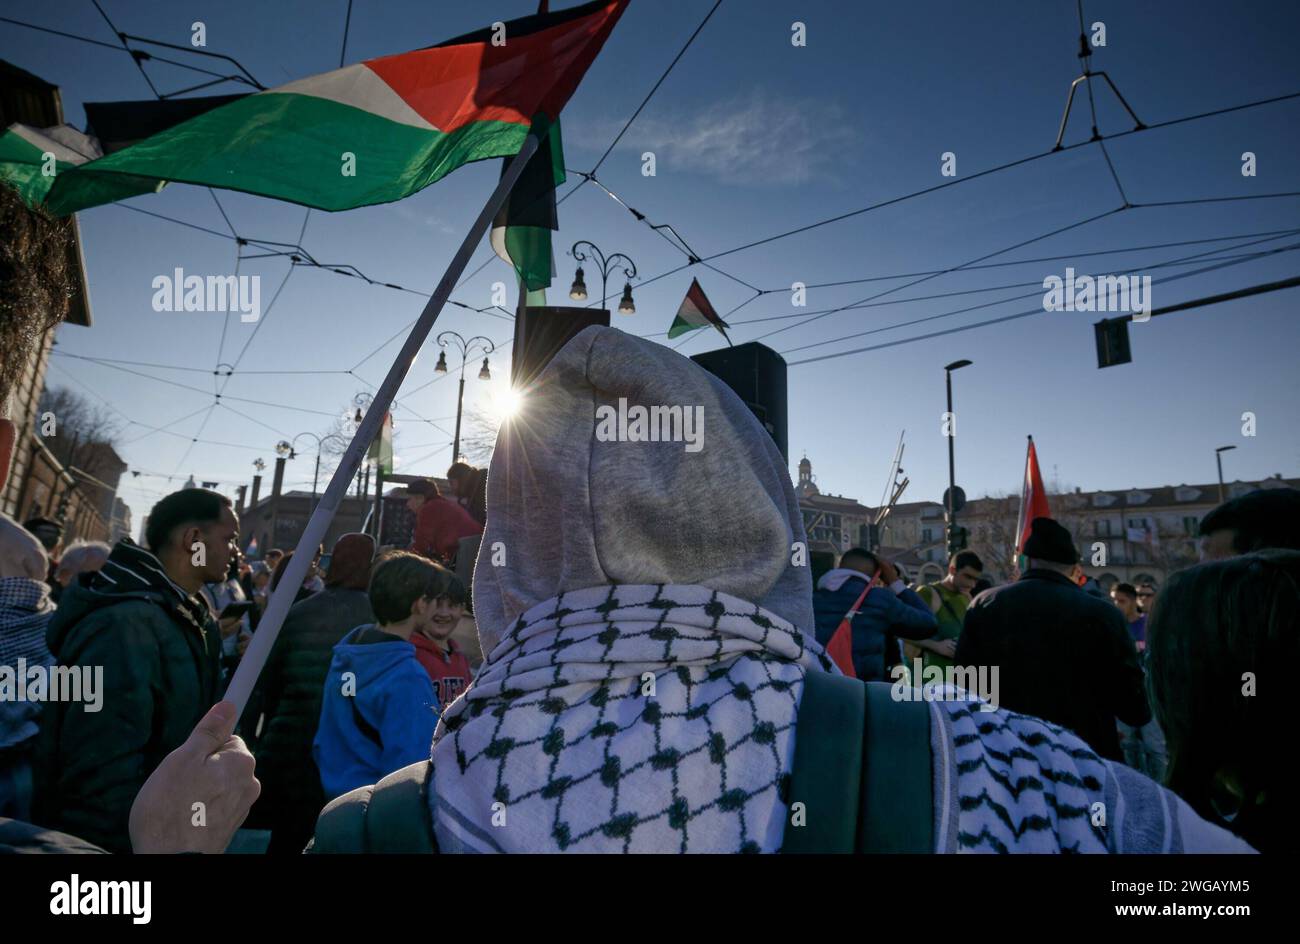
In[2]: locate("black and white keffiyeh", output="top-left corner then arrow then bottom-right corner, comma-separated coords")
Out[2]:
0,576 -> 53,667
429,583 -> 833,853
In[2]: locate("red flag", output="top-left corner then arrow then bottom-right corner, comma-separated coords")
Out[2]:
826,577 -> 879,678
1015,435 -> 1052,554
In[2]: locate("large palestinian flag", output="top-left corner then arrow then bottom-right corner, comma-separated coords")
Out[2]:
3,0 -> 627,216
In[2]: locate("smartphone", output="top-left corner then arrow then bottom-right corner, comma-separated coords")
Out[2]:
220,600 -> 256,620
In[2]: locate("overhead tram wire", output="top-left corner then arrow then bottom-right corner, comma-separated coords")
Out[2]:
699,234 -> 1300,338
435,0 -> 729,309
716,224 -> 1300,330
735,227 -> 1300,294
752,205 -> 1129,345
27,13 -> 507,423
91,0 -> 275,446
674,188 -> 1300,351
727,192 -> 1300,344
1076,0 -> 1131,207
49,351 -> 352,420
23,6 -> 514,467
18,6 -> 1300,319
782,242 -> 1300,368
590,0 -> 723,176
775,230 -> 1300,356
688,90 -> 1300,268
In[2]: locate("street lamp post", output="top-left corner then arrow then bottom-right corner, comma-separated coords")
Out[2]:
434,332 -> 494,464
944,359 -> 973,554
1215,445 -> 1237,503
350,393 -> 374,503
276,432 -> 332,515
569,240 -> 637,313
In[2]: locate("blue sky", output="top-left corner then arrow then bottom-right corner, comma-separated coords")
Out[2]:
4,0 -> 1298,530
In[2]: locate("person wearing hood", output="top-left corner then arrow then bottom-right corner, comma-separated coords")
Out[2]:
313,326 -> 1253,855
33,488 -> 236,853
313,551 -> 452,801
250,532 -> 376,853
0,513 -> 55,820
813,547 -> 939,680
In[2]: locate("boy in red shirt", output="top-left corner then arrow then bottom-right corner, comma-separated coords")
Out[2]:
411,586 -> 474,707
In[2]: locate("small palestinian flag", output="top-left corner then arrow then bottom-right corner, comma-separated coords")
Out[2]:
367,412 -> 394,475
490,118 -> 564,303
2,0 -> 627,216
667,278 -> 730,343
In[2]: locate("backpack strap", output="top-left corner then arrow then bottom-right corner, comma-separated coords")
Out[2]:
310,761 -> 439,854
859,682 -> 933,854
783,672 -> 935,854
782,670 -> 864,853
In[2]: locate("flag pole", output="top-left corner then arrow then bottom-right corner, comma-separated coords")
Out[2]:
224,131 -> 543,716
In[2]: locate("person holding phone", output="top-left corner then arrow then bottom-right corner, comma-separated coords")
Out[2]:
204,551 -> 254,677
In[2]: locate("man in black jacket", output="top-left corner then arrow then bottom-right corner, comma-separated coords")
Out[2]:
34,488 -> 237,852
250,532 -> 376,854
956,517 -> 1150,761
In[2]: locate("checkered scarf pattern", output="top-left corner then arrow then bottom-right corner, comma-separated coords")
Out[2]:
0,576 -> 54,667
429,583 -> 834,853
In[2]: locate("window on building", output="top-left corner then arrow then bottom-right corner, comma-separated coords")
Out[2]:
1096,519 -> 1112,537
1183,515 -> 1199,536
922,527 -> 934,543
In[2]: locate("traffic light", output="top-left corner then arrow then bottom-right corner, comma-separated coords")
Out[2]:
946,524 -> 969,556
1094,317 -> 1132,368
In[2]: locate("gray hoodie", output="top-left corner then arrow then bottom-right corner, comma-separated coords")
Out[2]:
472,324 -> 813,656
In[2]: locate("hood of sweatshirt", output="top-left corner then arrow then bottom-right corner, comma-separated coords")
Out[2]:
328,624 -> 420,689
472,325 -> 813,656
46,538 -> 211,655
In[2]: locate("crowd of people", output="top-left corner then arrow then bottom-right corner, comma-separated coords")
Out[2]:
0,465 -> 483,854
0,325 -> 1295,854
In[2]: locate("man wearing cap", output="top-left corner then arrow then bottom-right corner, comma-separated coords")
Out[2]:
956,517 -> 1150,762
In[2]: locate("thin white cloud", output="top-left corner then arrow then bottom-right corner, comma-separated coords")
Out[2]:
588,89 -> 862,187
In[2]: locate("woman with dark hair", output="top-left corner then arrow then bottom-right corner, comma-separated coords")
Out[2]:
1146,549 -> 1299,853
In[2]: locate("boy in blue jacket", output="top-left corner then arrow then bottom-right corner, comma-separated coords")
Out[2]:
314,551 -> 464,800
812,548 -> 939,681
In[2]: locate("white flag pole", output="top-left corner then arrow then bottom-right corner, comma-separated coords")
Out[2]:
223,131 -> 542,716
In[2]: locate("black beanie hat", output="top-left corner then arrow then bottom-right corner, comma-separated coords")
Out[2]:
1023,517 -> 1079,565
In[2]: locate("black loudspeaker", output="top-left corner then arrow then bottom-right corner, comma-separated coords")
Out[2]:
512,305 -> 612,386
690,342 -> 788,462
